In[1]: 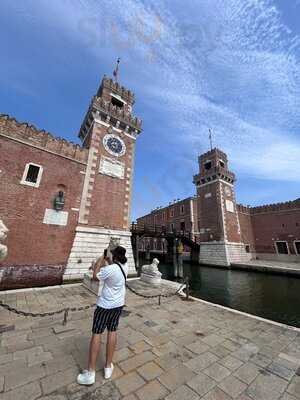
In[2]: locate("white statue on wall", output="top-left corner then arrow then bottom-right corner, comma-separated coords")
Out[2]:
141,258 -> 162,286
0,219 -> 8,261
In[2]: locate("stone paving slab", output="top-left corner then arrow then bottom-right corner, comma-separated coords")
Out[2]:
231,260 -> 300,277
0,280 -> 300,399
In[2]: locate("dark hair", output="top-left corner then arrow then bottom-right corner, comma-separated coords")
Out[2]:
112,246 -> 127,264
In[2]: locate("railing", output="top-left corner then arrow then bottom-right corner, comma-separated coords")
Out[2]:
131,223 -> 201,246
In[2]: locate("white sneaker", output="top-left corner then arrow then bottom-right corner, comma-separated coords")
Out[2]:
77,370 -> 95,385
104,363 -> 114,379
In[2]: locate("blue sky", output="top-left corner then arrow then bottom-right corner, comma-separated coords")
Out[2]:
1,0 -> 299,221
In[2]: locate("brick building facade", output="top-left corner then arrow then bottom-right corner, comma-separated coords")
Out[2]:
136,197 -> 199,255
0,76 -> 142,289
138,148 -> 300,265
237,200 -> 300,262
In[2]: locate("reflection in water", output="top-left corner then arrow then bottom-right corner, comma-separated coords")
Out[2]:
158,262 -> 300,328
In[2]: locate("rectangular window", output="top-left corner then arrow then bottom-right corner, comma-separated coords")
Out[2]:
204,161 -> 212,170
26,165 -> 40,183
294,241 -> 300,255
180,221 -> 185,231
275,241 -> 289,255
111,96 -> 124,108
180,205 -> 185,214
245,244 -> 250,253
170,223 -> 175,232
20,163 -> 43,188
170,208 -> 174,217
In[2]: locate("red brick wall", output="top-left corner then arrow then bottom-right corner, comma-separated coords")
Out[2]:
237,207 -> 255,251
236,201 -> 300,256
192,197 -> 199,233
221,184 -> 242,243
0,135 -> 86,288
136,197 -> 195,233
136,198 -> 196,254
251,208 -> 300,255
197,182 -> 223,242
0,115 -> 87,163
86,123 -> 135,230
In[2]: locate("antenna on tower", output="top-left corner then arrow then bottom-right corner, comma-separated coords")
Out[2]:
113,58 -> 121,82
208,128 -> 213,151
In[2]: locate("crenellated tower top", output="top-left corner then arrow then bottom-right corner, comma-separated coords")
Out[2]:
193,148 -> 235,187
78,76 -> 142,147
97,76 -> 135,105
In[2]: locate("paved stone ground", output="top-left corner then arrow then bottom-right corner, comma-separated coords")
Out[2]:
1,280 -> 300,400
232,260 -> 300,275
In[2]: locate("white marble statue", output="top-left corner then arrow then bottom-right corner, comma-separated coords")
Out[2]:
141,258 -> 162,286
0,219 -> 8,261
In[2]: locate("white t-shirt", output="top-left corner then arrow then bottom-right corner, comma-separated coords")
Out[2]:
96,262 -> 128,309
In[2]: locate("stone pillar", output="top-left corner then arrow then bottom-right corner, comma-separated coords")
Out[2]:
0,219 -> 8,261
135,235 -> 140,274
178,254 -> 183,278
63,226 -> 136,281
173,239 -> 178,277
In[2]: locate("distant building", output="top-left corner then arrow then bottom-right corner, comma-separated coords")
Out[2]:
137,148 -> 300,265
136,196 -> 199,257
0,76 -> 142,289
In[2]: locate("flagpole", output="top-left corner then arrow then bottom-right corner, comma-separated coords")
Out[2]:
209,129 -> 213,151
113,58 -> 120,82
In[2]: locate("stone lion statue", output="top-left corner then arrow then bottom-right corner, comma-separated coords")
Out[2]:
0,219 -> 8,261
141,258 -> 162,286
142,258 -> 160,275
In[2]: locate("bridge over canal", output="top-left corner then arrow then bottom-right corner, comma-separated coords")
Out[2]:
131,223 -> 200,272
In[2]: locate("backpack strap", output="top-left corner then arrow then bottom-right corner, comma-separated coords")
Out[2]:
115,262 -> 127,282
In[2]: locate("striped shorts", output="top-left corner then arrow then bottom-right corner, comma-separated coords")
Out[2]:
92,306 -> 123,334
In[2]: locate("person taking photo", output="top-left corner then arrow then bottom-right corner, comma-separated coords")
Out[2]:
77,245 -> 128,385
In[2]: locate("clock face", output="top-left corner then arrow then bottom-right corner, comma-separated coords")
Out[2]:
103,134 -> 126,157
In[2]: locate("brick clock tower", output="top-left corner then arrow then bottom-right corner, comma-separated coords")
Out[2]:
63,76 -> 142,280
193,148 -> 249,266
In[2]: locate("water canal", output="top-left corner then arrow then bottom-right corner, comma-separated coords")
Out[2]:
157,262 -> 300,328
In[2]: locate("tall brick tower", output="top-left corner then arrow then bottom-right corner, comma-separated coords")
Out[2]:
193,148 -> 248,266
63,76 -> 142,279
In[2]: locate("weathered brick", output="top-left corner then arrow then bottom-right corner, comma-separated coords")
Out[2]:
115,371 -> 145,396
136,379 -> 169,400
41,367 -> 78,395
139,362 -> 164,381
4,364 -> 46,391
119,351 -> 155,373
158,364 -> 195,391
2,381 -> 41,400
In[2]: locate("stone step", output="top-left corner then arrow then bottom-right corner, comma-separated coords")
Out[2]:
73,238 -> 109,245
70,246 -> 134,255
72,240 -> 134,249
74,234 -> 131,242
67,255 -> 135,263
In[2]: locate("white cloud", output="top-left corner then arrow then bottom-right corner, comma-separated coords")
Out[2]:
4,0 -> 300,184
234,140 -> 300,181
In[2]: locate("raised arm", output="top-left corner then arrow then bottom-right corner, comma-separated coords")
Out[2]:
92,253 -> 111,280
